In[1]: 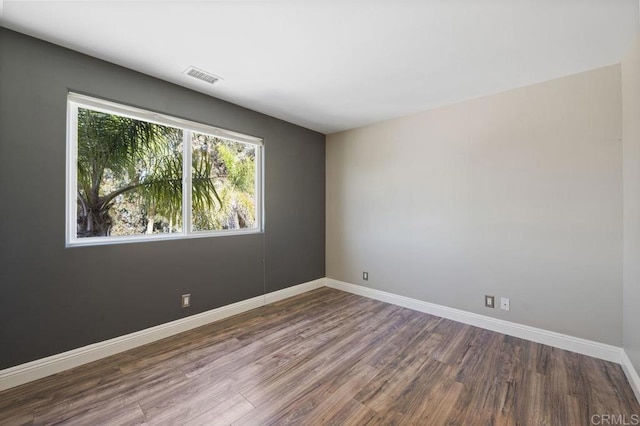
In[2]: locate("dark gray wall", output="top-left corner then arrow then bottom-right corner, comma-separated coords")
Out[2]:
0,29 -> 325,370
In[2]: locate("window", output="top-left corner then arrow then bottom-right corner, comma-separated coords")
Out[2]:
66,93 -> 263,247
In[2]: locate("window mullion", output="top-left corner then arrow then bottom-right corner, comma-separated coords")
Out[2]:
183,130 -> 192,235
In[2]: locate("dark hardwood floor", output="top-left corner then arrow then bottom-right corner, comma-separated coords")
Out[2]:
0,287 -> 638,425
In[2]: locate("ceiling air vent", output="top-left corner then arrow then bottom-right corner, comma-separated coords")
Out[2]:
183,66 -> 223,85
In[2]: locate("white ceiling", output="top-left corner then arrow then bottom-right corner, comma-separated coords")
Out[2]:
1,1 -> 639,134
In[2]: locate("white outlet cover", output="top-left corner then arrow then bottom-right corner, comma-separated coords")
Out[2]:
501,297 -> 510,311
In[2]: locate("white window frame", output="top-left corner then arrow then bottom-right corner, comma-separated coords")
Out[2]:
66,92 -> 264,247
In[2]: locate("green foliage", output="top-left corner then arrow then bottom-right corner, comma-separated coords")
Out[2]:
75,108 -> 255,238
216,143 -> 255,193
191,136 -> 256,231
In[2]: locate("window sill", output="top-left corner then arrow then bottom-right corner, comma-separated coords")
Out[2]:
65,228 -> 263,248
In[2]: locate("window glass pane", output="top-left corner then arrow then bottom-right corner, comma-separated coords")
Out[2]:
191,132 -> 257,231
76,108 -> 183,238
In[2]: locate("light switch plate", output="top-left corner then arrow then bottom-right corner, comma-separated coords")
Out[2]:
182,294 -> 191,308
485,295 -> 495,308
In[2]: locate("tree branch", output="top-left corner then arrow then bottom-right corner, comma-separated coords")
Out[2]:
98,178 -> 182,210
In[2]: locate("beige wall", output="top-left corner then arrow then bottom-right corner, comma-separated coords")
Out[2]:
623,34 -> 640,372
327,65 -> 623,345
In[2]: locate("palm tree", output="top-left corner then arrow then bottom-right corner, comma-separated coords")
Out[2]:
76,108 -> 220,237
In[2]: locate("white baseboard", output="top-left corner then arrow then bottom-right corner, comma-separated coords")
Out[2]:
621,350 -> 640,403
325,278 -> 623,364
2,276 -> 637,405
264,278 -> 325,304
0,278 -> 325,392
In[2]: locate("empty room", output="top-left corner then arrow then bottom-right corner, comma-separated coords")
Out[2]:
1,0 -> 640,424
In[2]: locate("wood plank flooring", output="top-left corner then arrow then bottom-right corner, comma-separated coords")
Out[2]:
0,287 -> 638,425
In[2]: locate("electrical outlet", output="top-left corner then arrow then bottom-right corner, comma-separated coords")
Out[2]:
501,297 -> 510,311
363,271 -> 369,281
485,295 -> 495,308
181,294 -> 191,308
